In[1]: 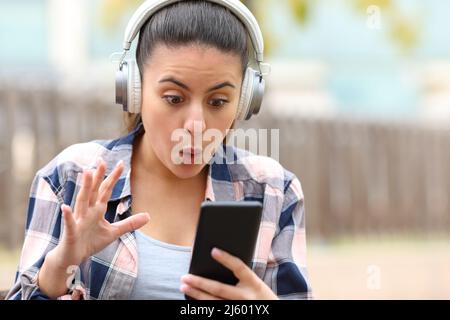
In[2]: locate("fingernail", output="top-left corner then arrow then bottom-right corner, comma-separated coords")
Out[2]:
212,247 -> 222,256
180,284 -> 189,293
117,160 -> 124,167
142,212 -> 151,220
96,157 -> 103,167
181,274 -> 192,282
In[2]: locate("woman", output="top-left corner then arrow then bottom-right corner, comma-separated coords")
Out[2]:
7,0 -> 311,300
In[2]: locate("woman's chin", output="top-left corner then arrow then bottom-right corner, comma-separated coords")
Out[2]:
168,162 -> 207,179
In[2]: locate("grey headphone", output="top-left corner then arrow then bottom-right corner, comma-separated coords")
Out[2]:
115,0 -> 269,121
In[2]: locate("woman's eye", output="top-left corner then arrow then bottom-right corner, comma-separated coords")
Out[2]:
209,99 -> 229,108
163,95 -> 184,105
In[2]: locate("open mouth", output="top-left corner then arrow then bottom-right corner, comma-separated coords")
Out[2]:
179,147 -> 202,164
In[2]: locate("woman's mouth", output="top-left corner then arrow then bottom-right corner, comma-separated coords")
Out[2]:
179,147 -> 203,164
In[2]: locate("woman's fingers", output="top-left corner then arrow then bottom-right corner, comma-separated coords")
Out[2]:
89,158 -> 106,206
61,204 -> 76,238
180,284 -> 222,300
181,274 -> 239,300
74,170 -> 93,218
211,248 -> 255,284
111,212 -> 150,238
97,160 -> 125,204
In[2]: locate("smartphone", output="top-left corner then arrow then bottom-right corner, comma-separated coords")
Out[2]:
185,201 -> 263,300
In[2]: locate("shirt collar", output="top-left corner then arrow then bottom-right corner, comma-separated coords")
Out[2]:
109,122 -> 143,203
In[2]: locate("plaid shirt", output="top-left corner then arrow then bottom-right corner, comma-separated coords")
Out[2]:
7,123 -> 312,300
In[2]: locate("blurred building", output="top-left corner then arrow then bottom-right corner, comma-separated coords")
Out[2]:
2,0 -> 450,120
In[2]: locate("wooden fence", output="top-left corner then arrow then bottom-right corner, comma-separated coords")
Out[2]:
1,78 -> 449,248
244,113 -> 450,238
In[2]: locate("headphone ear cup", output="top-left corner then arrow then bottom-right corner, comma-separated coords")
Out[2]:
236,67 -> 265,121
236,68 -> 254,121
126,59 -> 142,114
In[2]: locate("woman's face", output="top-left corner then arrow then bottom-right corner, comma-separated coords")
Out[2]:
139,44 -> 243,179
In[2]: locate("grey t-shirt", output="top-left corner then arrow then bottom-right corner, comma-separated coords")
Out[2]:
129,230 -> 192,300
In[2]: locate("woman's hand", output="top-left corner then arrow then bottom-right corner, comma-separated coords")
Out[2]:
38,158 -> 150,298
180,248 -> 279,300
54,158 -> 150,267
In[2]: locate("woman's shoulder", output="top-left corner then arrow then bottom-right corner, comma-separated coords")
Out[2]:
35,135 -> 131,188
225,145 -> 302,196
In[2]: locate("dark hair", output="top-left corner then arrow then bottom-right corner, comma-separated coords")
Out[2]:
124,0 -> 249,132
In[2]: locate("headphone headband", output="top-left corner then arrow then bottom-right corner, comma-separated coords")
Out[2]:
115,0 -> 268,120
121,0 -> 264,63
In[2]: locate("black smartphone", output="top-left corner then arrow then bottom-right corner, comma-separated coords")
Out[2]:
185,201 -> 263,300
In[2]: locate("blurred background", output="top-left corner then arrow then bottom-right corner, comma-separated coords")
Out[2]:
1,0 -> 449,299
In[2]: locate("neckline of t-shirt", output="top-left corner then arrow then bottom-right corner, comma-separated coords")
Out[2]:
134,230 -> 193,252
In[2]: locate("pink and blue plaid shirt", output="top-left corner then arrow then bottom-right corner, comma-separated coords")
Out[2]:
7,123 -> 311,300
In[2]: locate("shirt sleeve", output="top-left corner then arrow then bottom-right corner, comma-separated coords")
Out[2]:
6,172 -> 85,300
264,174 -> 313,300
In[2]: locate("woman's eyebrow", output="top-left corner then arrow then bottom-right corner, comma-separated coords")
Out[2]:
158,77 -> 236,92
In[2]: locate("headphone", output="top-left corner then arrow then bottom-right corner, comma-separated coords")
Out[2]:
115,0 -> 269,121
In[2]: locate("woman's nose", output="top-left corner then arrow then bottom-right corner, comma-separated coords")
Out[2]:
183,106 -> 206,136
